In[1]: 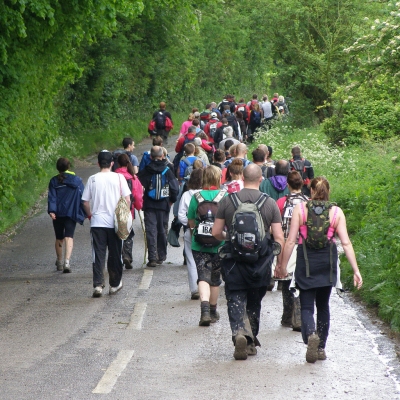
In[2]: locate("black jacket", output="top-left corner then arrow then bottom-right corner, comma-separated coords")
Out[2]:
137,159 -> 179,211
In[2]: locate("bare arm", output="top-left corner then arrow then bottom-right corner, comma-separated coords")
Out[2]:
335,207 -> 363,289
83,201 -> 91,218
132,165 -> 138,175
124,195 -> 131,209
271,222 -> 285,277
212,218 -> 226,241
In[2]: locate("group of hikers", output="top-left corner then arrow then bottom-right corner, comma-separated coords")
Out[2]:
47,95 -> 363,363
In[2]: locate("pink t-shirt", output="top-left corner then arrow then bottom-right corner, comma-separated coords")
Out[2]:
180,120 -> 193,135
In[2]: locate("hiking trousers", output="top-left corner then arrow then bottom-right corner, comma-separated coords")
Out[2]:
122,229 -> 135,263
299,286 -> 332,349
224,285 -> 268,345
143,208 -> 169,262
91,227 -> 123,288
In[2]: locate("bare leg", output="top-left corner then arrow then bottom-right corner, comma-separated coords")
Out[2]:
55,239 -> 64,260
64,237 -> 73,261
209,286 -> 220,305
198,281 -> 210,302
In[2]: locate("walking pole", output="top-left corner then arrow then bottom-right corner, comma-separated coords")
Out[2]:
139,210 -> 147,265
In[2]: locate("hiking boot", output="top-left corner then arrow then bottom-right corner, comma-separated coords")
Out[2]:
183,256 -> 187,266
109,281 -> 123,295
63,260 -> 71,273
210,306 -> 220,323
234,335 -> 248,360
247,342 -> 257,356
191,291 -> 200,300
156,258 -> 165,265
123,259 -> 133,269
146,260 -> 157,268
317,348 -> 327,360
199,301 -> 211,326
306,334 -> 319,363
93,286 -> 103,298
55,260 -> 63,271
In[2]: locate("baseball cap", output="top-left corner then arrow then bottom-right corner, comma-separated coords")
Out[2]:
98,150 -> 113,164
211,112 -> 218,118
194,111 -> 200,118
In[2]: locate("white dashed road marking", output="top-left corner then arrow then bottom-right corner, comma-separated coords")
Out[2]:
138,269 -> 153,290
127,302 -> 147,330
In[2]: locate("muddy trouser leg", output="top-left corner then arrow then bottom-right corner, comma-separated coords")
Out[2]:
143,209 -> 157,261
105,228 -> 123,288
315,286 -> 332,349
91,227 -> 107,288
225,285 -> 254,345
122,229 -> 135,264
281,280 -> 294,323
183,229 -> 198,293
246,286 -> 267,345
299,288 -> 317,344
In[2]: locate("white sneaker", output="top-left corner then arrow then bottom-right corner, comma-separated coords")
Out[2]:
55,260 -> 63,271
109,281 -> 123,295
93,286 -> 103,298
63,260 -> 71,273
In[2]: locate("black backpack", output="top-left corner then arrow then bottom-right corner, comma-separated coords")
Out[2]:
112,149 -> 131,171
155,111 -> 166,129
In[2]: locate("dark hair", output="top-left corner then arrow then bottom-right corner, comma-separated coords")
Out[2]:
267,146 -> 273,157
153,136 -> 163,146
221,118 -> 228,124
187,168 -> 203,190
226,158 -> 243,181
252,148 -> 266,163
252,94 -> 258,99
122,137 -> 133,149
192,119 -> 200,127
213,149 -> 225,163
291,146 -> 301,157
310,176 -> 330,201
236,111 -> 243,119
192,107 -> 199,113
56,158 -> 71,183
184,143 -> 195,155
287,171 -> 303,191
117,153 -> 135,176
224,139 -> 234,151
205,103 -> 211,109
275,160 -> 290,176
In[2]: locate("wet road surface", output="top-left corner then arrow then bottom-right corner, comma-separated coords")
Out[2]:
0,135 -> 399,399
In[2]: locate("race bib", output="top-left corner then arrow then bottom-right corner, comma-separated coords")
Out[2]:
161,185 -> 169,198
198,221 -> 213,236
283,205 -> 294,219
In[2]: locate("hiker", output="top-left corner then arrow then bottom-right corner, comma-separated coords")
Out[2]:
213,118 -> 229,148
280,176 -> 363,363
178,143 -> 200,183
187,166 -> 227,327
274,171 -> 308,330
261,95 -> 275,128
224,143 -> 251,168
248,102 -> 262,138
218,126 -> 240,150
221,159 -> 244,194
152,102 -> 173,144
112,137 -> 139,174
212,164 -> 285,360
178,168 -> 204,300
259,159 -> 290,200
82,150 -> 131,297
289,146 -> 314,197
137,146 -> 179,267
48,157 -> 86,273
180,113 -> 195,135
139,136 -> 164,172
114,153 -> 144,269
252,148 -> 275,179
203,112 -> 222,143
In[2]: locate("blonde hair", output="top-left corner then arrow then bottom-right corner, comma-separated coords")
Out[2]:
202,165 -> 221,188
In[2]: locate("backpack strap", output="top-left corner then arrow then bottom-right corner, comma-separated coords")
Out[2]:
229,192 -> 241,210
182,158 -> 191,167
213,189 -> 227,203
194,191 -> 205,204
161,167 -> 169,175
254,193 -> 268,209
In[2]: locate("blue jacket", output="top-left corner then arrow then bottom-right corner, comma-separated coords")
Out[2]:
48,173 -> 86,224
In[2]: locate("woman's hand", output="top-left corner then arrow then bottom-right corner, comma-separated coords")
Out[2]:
354,271 -> 363,290
49,213 -> 56,220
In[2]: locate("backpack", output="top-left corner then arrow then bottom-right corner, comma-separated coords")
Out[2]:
147,167 -> 170,200
250,99 -> 258,110
281,193 -> 309,239
252,110 -> 261,124
155,111 -> 166,129
114,175 -> 133,240
209,121 -> 219,139
261,165 -> 275,179
182,157 -> 197,180
290,158 -> 310,186
229,193 -> 270,263
200,111 -> 210,128
139,151 -> 151,172
194,190 -> 226,247
237,104 -> 248,121
225,181 -> 242,194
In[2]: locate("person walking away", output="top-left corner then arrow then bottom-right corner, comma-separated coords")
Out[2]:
178,143 -> 201,183
114,153 -> 144,269
280,176 -> 363,363
218,126 -> 240,151
236,98 -> 250,130
261,95 -> 274,129
187,166 -> 227,326
222,159 -> 244,194
248,103 -> 262,141
212,164 -> 285,360
274,171 -> 308,330
259,159 -> 290,201
82,151 -> 131,297
152,102 -> 173,144
252,148 -> 275,179
139,136 -> 164,172
235,110 -> 247,142
137,146 -> 179,267
112,137 -> 139,175
289,146 -> 314,197
224,143 -> 251,168
180,113 -> 195,136
178,169 -> 204,300
203,112 -> 222,143
48,158 -> 86,273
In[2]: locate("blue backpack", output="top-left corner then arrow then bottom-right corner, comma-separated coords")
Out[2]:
139,151 -> 151,172
147,167 -> 170,200
253,111 -> 261,124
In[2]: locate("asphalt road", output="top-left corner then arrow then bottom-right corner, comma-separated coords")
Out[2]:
0,135 -> 400,399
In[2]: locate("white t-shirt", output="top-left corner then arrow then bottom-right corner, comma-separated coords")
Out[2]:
261,101 -> 273,119
82,171 -> 131,228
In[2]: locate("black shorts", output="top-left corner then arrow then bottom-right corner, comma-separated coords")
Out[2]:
53,217 -> 77,240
